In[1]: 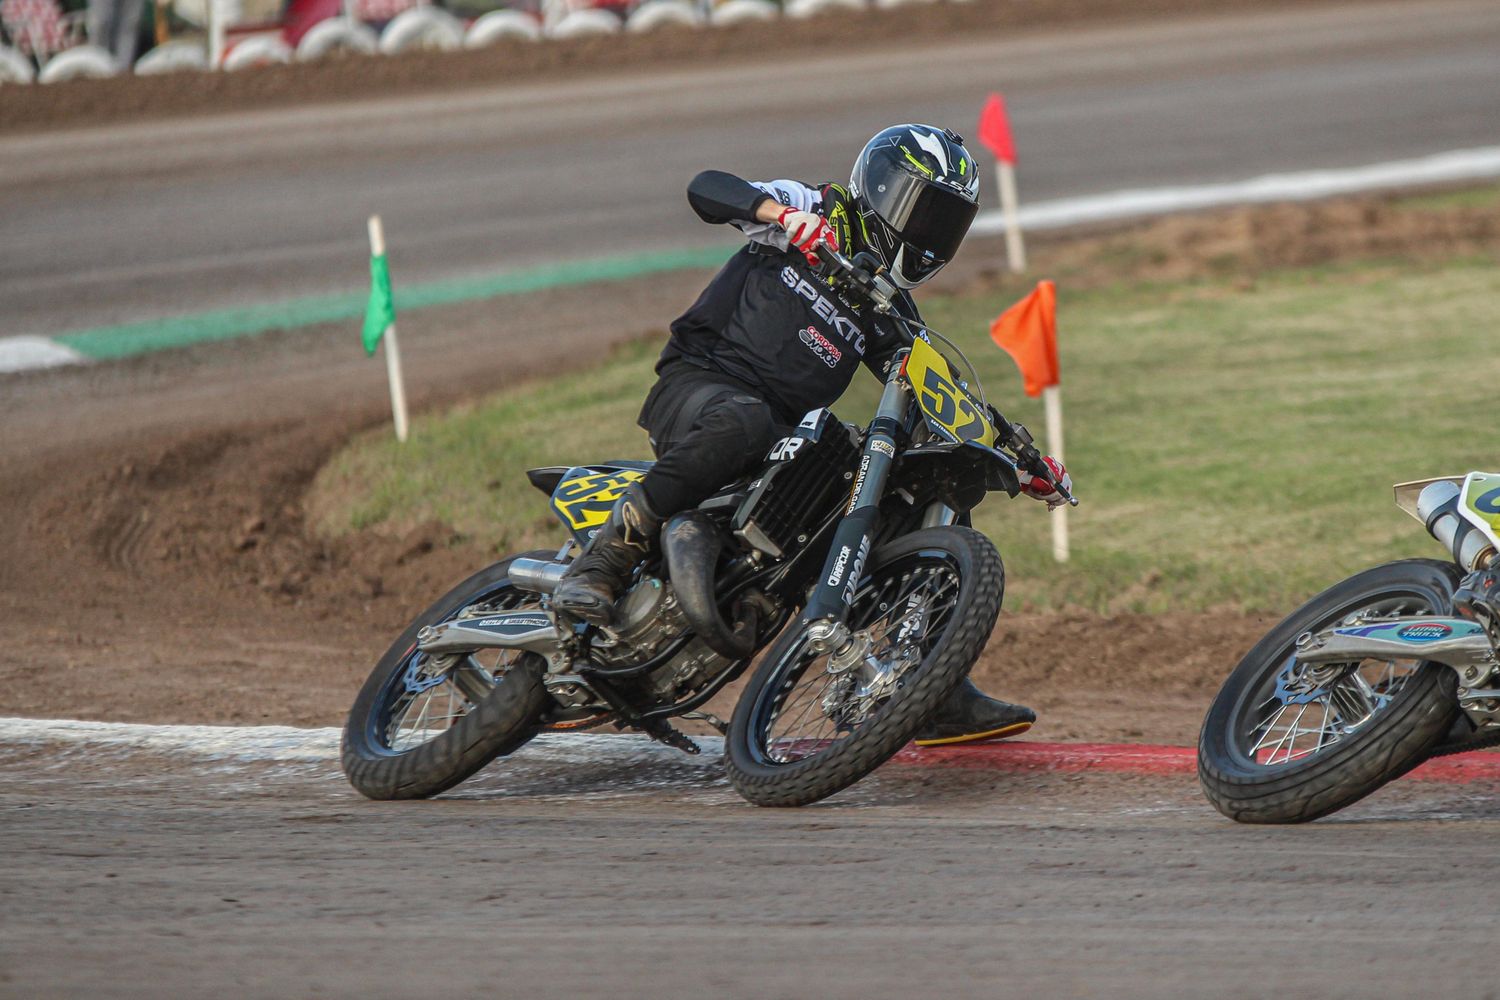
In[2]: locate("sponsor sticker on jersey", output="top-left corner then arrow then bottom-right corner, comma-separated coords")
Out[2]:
798,325 -> 842,368
781,266 -> 867,355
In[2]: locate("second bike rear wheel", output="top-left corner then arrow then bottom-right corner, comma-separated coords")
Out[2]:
725,526 -> 1005,807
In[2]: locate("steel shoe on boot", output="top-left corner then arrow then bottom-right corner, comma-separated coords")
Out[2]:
914,678 -> 1035,747
552,485 -> 663,626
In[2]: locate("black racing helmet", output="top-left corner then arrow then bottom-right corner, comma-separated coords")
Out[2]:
849,124 -> 980,289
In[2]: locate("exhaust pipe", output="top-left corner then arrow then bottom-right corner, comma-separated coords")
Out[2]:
508,558 -> 568,594
662,511 -> 760,660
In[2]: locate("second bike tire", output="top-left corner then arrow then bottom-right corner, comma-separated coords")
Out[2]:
1198,559 -> 1462,824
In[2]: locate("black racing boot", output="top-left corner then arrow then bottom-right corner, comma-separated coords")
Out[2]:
552,485 -> 663,626
914,678 -> 1036,747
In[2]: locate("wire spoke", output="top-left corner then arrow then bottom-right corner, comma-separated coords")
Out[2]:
380,584 -> 538,753
1237,594 -> 1430,768
758,558 -> 962,765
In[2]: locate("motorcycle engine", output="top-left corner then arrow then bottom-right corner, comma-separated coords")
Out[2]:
591,576 -> 732,702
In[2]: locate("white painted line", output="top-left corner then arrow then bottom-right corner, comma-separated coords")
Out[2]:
972,145 -> 1500,235
0,335 -> 87,374
0,715 -> 719,764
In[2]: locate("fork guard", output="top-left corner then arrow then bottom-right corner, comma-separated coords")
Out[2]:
1293,616 -> 1495,672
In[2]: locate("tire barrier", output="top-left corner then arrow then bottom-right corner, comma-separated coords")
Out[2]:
35,43 -> 116,82
707,0 -> 777,25
11,0 -> 949,83
296,18 -> 379,59
784,0 -> 863,18
221,33 -> 293,69
132,38 -> 210,73
0,42 -> 34,82
378,5 -> 465,53
464,9 -> 542,46
544,7 -> 620,39
625,0 -> 702,32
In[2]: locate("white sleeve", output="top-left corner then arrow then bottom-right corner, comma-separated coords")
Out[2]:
734,179 -> 823,249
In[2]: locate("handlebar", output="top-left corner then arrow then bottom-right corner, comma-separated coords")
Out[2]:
815,245 -> 900,313
816,243 -> 1079,509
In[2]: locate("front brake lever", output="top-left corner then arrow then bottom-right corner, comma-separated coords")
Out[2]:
1015,442 -> 1079,508
815,245 -> 897,312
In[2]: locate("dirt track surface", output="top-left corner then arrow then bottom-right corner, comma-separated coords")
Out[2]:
5,728 -> 1500,999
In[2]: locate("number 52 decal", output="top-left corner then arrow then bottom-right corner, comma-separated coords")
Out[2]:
906,337 -> 995,446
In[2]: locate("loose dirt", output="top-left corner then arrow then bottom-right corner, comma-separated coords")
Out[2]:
3,188 -> 1497,744
3,0 -> 1361,134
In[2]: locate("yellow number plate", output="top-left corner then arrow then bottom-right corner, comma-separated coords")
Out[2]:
906,336 -> 995,447
550,468 -> 646,532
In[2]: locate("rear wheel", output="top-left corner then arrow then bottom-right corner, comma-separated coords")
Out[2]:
1198,559 -> 1462,824
341,552 -> 555,800
725,526 -> 1005,807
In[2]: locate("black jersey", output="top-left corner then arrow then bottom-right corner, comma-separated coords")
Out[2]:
658,171 -> 921,424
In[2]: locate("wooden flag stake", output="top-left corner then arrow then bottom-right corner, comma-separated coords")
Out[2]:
1043,384 -> 1067,561
978,93 -> 1027,274
996,159 -> 1026,274
367,215 -> 409,443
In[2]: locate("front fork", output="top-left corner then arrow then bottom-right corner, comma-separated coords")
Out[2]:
801,373 -> 911,652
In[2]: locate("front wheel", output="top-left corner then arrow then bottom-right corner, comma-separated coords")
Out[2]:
1198,559 -> 1462,824
725,526 -> 1005,807
341,552 -> 556,800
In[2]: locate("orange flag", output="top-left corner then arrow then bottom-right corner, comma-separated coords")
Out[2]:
989,280 -> 1059,398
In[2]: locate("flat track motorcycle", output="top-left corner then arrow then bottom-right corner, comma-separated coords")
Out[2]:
1199,473 -> 1500,823
341,248 -> 1076,807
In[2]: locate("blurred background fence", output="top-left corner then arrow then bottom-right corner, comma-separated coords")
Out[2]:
0,0 -> 950,83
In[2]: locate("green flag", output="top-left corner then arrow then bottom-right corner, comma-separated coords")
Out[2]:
362,252 -> 395,356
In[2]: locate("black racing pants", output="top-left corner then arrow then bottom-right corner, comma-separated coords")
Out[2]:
636,360 -> 784,516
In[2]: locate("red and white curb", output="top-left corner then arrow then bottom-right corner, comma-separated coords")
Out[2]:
894,740 -> 1500,783
4,717 -> 1496,784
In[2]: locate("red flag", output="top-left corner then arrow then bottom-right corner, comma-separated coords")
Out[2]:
989,280 -> 1058,397
977,92 -> 1017,165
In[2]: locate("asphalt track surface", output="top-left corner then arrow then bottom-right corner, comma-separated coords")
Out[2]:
4,0 -> 1500,339
5,725 -> 1500,999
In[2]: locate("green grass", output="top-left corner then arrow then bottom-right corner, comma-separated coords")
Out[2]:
308,254 -> 1500,613
1391,182 -> 1500,212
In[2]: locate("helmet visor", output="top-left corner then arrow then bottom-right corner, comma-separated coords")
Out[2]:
862,166 -> 978,267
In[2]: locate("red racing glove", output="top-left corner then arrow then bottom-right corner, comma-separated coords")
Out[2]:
1017,456 -> 1071,509
776,207 -> 839,266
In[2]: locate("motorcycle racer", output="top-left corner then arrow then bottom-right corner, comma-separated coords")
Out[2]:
554,124 -> 1069,745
